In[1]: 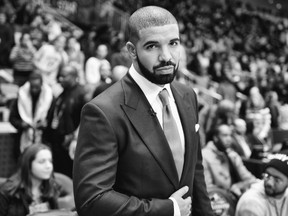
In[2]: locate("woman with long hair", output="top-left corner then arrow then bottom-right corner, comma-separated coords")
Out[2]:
0,144 -> 61,216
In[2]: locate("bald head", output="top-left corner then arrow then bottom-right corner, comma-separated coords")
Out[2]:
128,6 -> 178,44
61,65 -> 78,77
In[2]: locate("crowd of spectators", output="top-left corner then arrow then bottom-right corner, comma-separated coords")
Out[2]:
1,0 -> 288,215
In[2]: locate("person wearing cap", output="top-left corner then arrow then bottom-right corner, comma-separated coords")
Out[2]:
235,153 -> 288,216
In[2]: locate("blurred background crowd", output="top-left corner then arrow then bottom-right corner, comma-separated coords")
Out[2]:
1,0 -> 288,215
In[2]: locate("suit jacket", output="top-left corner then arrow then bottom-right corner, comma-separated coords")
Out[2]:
73,73 -> 213,216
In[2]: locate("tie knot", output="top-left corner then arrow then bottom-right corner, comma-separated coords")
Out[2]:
159,88 -> 170,106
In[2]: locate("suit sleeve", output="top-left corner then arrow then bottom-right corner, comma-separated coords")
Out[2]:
0,189 -> 9,216
73,102 -> 173,216
192,143 -> 215,216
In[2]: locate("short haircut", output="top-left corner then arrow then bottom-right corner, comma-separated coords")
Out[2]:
127,6 -> 178,44
61,64 -> 78,77
213,124 -> 230,137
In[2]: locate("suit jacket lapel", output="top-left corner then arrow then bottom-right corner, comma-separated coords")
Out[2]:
121,74 -> 179,188
171,83 -> 196,184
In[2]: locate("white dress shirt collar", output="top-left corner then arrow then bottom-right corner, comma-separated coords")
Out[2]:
128,64 -> 174,105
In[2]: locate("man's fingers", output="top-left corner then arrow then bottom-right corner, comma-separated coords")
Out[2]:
174,186 -> 189,197
184,196 -> 191,203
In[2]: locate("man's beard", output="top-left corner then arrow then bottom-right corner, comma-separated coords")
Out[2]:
137,56 -> 178,85
264,183 -> 286,197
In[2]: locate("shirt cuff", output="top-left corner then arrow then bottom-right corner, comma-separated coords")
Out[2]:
169,197 -> 181,216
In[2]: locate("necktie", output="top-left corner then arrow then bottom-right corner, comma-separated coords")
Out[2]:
159,88 -> 184,179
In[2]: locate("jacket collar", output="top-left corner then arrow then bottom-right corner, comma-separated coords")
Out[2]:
121,73 -> 195,188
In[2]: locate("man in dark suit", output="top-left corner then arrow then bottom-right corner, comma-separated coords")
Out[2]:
73,6 -> 214,216
43,65 -> 87,178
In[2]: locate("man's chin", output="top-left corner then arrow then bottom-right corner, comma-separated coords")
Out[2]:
264,187 -> 274,196
154,74 -> 175,85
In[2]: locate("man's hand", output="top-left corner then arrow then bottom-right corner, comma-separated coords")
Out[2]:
171,186 -> 191,216
230,184 -> 242,197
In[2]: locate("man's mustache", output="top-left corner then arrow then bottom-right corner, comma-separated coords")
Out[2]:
153,61 -> 176,70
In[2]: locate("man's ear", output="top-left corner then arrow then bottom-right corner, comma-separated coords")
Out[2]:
126,41 -> 137,59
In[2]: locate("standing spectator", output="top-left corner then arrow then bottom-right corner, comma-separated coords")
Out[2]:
9,72 -> 53,155
91,63 -> 128,99
42,13 -> 62,42
29,14 -> 46,50
202,124 -> 257,198
14,1 -> 37,26
9,32 -> 37,86
66,36 -> 85,84
0,144 -> 60,216
235,153 -> 288,216
246,110 -> 272,159
33,34 -> 68,96
0,11 -> 14,68
85,43 -> 110,99
74,6 -> 214,216
265,90 -> 281,129
43,65 -> 87,178
92,61 -> 113,98
239,86 -> 266,120
199,99 -> 236,144
216,65 -> 239,103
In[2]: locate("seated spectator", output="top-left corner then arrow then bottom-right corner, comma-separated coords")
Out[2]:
0,144 -> 72,216
202,124 -> 257,199
231,118 -> 252,159
235,153 -> 288,216
9,72 -> 53,156
9,32 -> 37,86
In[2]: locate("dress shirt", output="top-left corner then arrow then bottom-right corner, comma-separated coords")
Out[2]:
129,64 -> 184,216
129,65 -> 185,150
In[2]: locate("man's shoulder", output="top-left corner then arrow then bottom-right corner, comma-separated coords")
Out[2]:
202,142 -> 217,160
90,81 -> 124,104
172,80 -> 195,92
239,181 -> 265,202
237,183 -> 267,215
171,80 -> 197,102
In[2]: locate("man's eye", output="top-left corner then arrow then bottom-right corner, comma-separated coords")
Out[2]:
170,41 -> 179,46
146,44 -> 157,50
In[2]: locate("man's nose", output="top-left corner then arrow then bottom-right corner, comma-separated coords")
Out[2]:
158,46 -> 172,62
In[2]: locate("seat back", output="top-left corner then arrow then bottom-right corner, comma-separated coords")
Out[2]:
54,172 -> 75,210
207,186 -> 237,216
